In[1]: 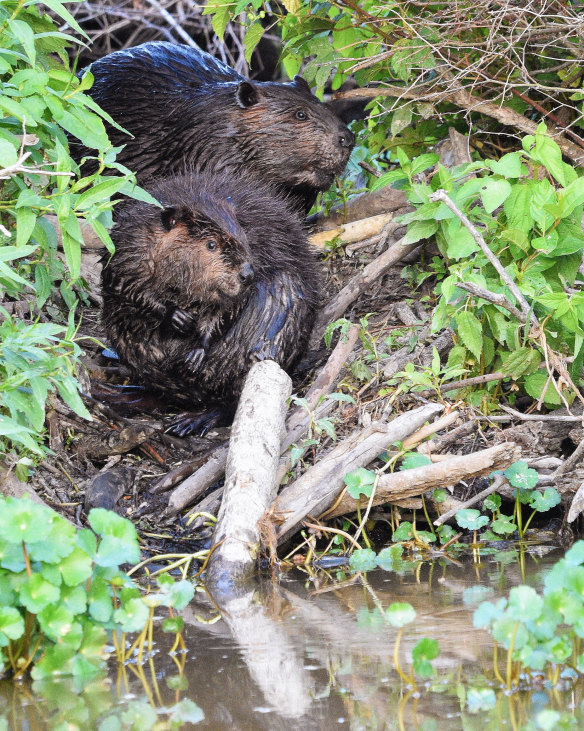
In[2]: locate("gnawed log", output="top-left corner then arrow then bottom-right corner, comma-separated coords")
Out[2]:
309,213 -> 395,248
274,403 -> 443,545
327,443 -> 521,520
206,360 -> 292,587
308,186 -> 409,230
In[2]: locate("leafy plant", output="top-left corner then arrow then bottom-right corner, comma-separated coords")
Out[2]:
0,496 -> 193,680
0,0 -> 155,461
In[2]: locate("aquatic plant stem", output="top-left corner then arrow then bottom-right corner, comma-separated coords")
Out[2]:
506,621 -> 520,689
493,644 -> 505,686
393,628 -> 413,686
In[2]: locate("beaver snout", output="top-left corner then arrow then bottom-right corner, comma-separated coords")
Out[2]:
339,129 -> 355,149
238,262 -> 255,285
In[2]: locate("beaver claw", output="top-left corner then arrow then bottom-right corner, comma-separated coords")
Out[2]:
171,308 -> 197,334
165,407 -> 227,437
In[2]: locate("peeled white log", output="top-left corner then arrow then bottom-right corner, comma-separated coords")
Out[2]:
206,360 -> 292,588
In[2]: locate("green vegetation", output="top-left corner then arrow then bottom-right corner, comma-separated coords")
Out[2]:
0,0 -> 154,464
0,496 -> 193,680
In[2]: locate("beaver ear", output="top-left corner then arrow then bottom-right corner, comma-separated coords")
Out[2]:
236,81 -> 261,108
292,75 -> 312,95
160,207 -> 178,231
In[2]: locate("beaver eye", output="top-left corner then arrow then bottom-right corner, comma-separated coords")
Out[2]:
295,109 -> 307,120
206,240 -> 217,251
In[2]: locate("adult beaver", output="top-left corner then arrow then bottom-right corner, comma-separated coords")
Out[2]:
101,173 -> 320,434
80,41 -> 354,211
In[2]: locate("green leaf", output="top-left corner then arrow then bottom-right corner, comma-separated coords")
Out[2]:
455,509 -> 489,530
244,23 -> 264,64
491,515 -> 517,535
349,548 -> 378,572
507,585 -> 543,622
59,546 -> 93,586
412,637 -> 439,678
466,688 -> 496,713
524,371 -> 564,406
168,699 -> 205,726
385,602 -> 416,627
504,460 -> 539,489
392,521 -> 413,542
16,207 -> 37,248
344,468 -> 376,499
113,597 -> 149,633
391,105 -> 412,136
529,488 -> 561,512
89,509 -> 141,567
492,615 -> 529,650
501,348 -> 541,378
455,310 -> 483,360
400,453 -> 432,470
403,219 -> 438,245
0,607 -> 24,646
10,20 -> 36,66
0,139 -> 18,167
486,153 -> 523,178
36,0 -> 89,38
479,179 -> 512,213
19,573 -> 61,614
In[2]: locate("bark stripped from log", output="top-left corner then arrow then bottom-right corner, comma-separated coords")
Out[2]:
274,403 -> 443,545
206,360 -> 292,588
328,443 -> 520,520
309,213 -> 395,248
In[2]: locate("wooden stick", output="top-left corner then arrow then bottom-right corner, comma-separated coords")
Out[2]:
274,403 -> 444,545
328,443 -> 520,519
457,282 -> 525,322
166,443 -> 229,515
433,474 -> 507,526
308,235 -> 419,349
401,411 -> 460,449
206,360 -> 292,586
286,323 -> 360,436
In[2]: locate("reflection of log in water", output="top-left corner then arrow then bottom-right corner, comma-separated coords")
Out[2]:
204,581 -> 313,719
180,562 -> 507,726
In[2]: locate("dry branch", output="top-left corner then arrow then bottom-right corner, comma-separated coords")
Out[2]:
309,235 -> 420,349
206,360 -> 291,586
274,403 -> 443,545
433,474 -> 507,526
328,443 -> 520,520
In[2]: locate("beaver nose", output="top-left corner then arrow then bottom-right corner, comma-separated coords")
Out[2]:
238,262 -> 255,285
339,129 -> 355,149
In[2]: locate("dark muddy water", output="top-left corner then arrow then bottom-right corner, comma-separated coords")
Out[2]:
3,545 -> 584,730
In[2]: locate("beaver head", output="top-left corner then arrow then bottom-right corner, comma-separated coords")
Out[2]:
151,204 -> 255,305
232,75 -> 355,192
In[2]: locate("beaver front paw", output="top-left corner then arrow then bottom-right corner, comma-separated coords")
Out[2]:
185,347 -> 206,371
171,308 -> 197,335
165,407 -> 228,437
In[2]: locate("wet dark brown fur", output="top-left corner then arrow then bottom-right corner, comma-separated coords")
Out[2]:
79,41 -> 354,211
101,173 -> 320,433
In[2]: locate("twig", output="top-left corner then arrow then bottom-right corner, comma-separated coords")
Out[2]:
456,282 -> 525,323
500,404 -> 584,423
428,190 -> 539,328
309,234 -> 419,349
552,438 -> 584,481
434,474 -> 507,526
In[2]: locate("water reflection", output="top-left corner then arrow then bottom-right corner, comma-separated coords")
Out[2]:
5,548 -> 584,730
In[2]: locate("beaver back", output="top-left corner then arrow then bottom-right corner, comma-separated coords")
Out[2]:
81,42 -> 354,211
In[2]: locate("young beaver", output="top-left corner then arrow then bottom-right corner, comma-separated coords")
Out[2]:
79,41 -> 354,212
101,173 -> 320,434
